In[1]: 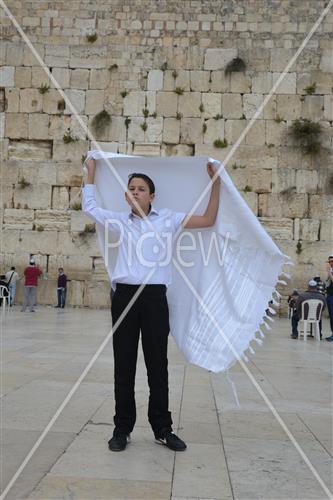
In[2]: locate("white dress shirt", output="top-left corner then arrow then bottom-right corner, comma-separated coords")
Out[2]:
82,184 -> 186,287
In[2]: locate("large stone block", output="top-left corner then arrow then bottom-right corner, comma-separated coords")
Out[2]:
204,48 -> 237,70
108,116 -> 126,142
301,95 -> 324,120
296,169 -> 319,194
56,163 -> 84,187
45,44 -> 70,67
0,66 -> 14,87
272,168 -> 296,193
229,72 -> 251,93
52,140 -> 89,162
123,91 -> 146,116
163,118 -> 180,144
309,195 -> 333,218
22,44 -> 45,67
71,69 -> 90,90
147,69 -> 163,91
189,70 -> 210,91
5,88 -> 20,112
222,94 -> 242,119
34,209 -> 70,231
132,143 -> 161,156
67,280 -> 84,306
70,211 -> 91,232
204,118 -> 224,145
52,187 -> 70,210
178,92 -> 201,118
31,67 -> 50,89
14,67 -> 32,88
243,94 -> 263,119
49,115 -> 71,139
162,144 -> 194,157
180,118 -> 203,144
252,72 -> 272,93
224,119 -> 246,144
270,49 -> 294,72
201,93 -> 222,118
245,120 -> 265,146
42,89 -> 64,114
28,114 -> 49,140
156,91 -> 177,117
6,44 -> 23,67
70,115 -> 88,140
127,117 -> 145,142
14,183 -> 52,210
240,191 -> 258,215
9,139 -> 52,160
89,69 -> 109,89
210,71 -> 229,92
299,219 -> 320,241
83,280 -> 110,307
57,230 -> 100,257
265,120 -> 288,146
3,208 -> 34,229
145,117 -> 163,142
258,193 -> 308,218
19,89 -> 43,113
51,67 -> 70,89
18,229 -> 57,254
276,95 -> 302,120
320,218 -> 333,242
320,50 -> 333,73
272,73 -> 296,94
64,89 -> 86,115
259,217 -> 293,240
172,70 -> 190,91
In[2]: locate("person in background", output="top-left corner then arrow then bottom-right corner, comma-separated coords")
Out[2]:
292,279 -> 326,339
0,275 -> 10,306
55,268 -> 67,309
325,255 -> 333,342
5,266 -> 19,306
21,258 -> 42,312
288,290 -> 299,339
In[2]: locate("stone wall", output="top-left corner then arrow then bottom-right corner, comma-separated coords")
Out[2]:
1,1 -> 332,310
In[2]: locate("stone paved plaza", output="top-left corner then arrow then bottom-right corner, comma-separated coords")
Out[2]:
1,307 -> 332,500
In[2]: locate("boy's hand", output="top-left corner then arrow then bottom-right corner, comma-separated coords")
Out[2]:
207,162 -> 220,183
86,158 -> 96,184
86,158 -> 96,171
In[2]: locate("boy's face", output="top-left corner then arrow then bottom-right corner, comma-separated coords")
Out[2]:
125,177 -> 155,213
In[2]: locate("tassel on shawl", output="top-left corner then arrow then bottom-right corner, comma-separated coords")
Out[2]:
277,279 -> 287,286
258,328 -> 265,338
253,336 -> 263,346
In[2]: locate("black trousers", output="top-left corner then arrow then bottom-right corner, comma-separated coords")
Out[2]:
111,283 -> 173,436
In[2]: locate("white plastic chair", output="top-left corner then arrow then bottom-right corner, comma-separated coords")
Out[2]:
298,299 -> 324,341
0,285 -> 10,317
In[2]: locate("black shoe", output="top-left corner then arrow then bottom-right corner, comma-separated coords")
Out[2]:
54,305 -> 60,308
108,433 -> 130,452
325,335 -> 333,342
290,335 -> 298,339
155,429 -> 187,451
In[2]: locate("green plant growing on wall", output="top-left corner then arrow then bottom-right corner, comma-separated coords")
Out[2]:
174,87 -> 184,95
160,62 -> 168,71
71,202 -> 82,211
213,138 -> 228,148
109,63 -> 118,71
38,83 -> 50,94
199,103 -> 205,113
91,110 -> 111,135
225,57 -> 246,75
86,32 -> 98,43
176,112 -> 183,120
290,119 -> 322,154
18,177 -> 31,189
304,82 -> 316,95
151,112 -> 157,118
274,115 -> 284,123
213,113 -> 223,120
36,225 -> 44,232
63,130 -> 78,144
80,223 -> 96,235
124,117 -> 131,129
142,108 -> 149,118
202,123 -> 207,134
120,90 -> 128,98
140,122 -> 148,132
241,114 -> 246,119
243,185 -> 252,192
172,70 -> 178,79
296,240 -> 302,254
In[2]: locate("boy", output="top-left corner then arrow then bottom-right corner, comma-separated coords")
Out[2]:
83,158 -> 220,452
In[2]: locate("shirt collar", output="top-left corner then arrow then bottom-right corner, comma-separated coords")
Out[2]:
129,205 -> 159,219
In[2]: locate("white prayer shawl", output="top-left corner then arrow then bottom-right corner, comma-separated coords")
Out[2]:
84,151 -> 290,373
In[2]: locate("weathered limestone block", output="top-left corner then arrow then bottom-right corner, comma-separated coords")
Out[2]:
146,91 -> 157,114
83,280 -> 110,307
178,92 -> 201,117
56,163 -> 83,187
3,208 -> 34,229
180,118 -> 203,144
243,94 -> 263,119
173,70 -> 190,91
296,169 -> 319,194
45,45 -> 70,67
71,68 -> 90,89
28,114 -> 49,140
270,49 -> 294,72
91,257 -> 109,282
0,139 -> 8,161
1,159 -> 18,183
265,120 -> 288,146
259,217 -> 293,240
301,95 -> 324,120
147,69 -> 163,91
34,209 -> 70,231
320,50 -> 333,73
6,44 -> 23,66
67,280 -> 84,306
49,115 -> 71,139
258,193 -> 308,218
5,89 -> 20,112
224,119 -> 246,144
232,145 -> 277,169
276,95 -> 302,120
145,117 -> 163,142
14,67 -> 32,88
64,89 -> 86,115
60,254 -> 92,280
9,139 -> 52,160
309,195 -> 333,218
52,140 -> 89,162
263,95 -> 277,119
133,143 -> 161,156
93,141 -> 118,153
237,167 -> 272,193
204,118 -> 224,144
14,183 -> 52,210
162,71 -> 175,91
19,229 -> 57,254
108,116 -> 126,142
240,191 -> 258,215
320,121 -> 333,149
123,91 -> 146,116
252,72 -> 272,93
36,280 -> 58,306
52,187 -> 70,209
31,67 -> 50,88
297,71 -> 333,95
42,89 -> 64,114
272,73 -> 296,94
210,71 -> 229,93
19,89 -> 43,113
201,93 -> 222,118
51,67 -> 70,89
320,218 -> 333,242
58,230 -> 100,257
22,44 -> 44,67
70,211 -> 91,232
190,70 -> 210,91
1,183 -> 14,207
163,118 -> 180,143
0,66 -> 14,87
229,72 -> 251,93
162,144 -> 194,156
222,94 -> 242,119
272,168 -> 296,193
204,48 -> 237,70
245,120 -> 265,145
156,91 -> 177,117
0,113 -> 4,138
127,117 -> 145,142
70,115 -> 88,140
299,219 -> 320,241
89,69 -> 109,89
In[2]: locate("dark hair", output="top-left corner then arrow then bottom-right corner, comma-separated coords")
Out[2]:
128,173 -> 155,194
11,266 -> 15,270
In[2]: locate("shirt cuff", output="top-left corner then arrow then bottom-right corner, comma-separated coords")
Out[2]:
83,184 -> 95,194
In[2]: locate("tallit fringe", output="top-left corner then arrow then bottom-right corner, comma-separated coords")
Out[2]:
273,290 -> 282,299
264,314 -> 274,323
277,279 -> 287,286
268,307 -> 277,315
258,328 -> 265,338
280,271 -> 291,279
262,320 -> 272,331
226,370 -> 241,408
254,336 -> 263,346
